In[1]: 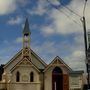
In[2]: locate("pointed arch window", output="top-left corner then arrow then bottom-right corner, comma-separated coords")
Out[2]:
16,71 -> 20,82
53,67 -> 62,74
30,72 -> 34,82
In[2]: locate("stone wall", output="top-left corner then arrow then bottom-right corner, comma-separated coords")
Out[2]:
0,83 -> 6,90
9,82 -> 40,90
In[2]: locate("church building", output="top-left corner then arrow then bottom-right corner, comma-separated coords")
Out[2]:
0,19 -> 84,90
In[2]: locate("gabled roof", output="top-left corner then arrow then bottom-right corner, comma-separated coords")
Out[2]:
4,50 -> 22,69
10,57 -> 40,72
44,56 -> 72,72
31,50 -> 47,67
4,49 -> 47,70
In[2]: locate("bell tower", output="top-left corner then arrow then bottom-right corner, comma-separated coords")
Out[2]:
22,18 -> 31,58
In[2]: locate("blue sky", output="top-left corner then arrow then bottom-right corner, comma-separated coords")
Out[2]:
0,0 -> 90,70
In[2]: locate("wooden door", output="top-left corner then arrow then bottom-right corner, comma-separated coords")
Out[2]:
63,74 -> 69,90
52,67 -> 63,90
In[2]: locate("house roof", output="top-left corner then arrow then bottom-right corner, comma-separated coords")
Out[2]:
69,70 -> 84,74
10,57 -> 41,73
4,49 -> 47,70
44,56 -> 72,72
4,50 -> 22,68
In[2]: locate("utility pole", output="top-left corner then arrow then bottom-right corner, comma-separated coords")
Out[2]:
81,16 -> 90,89
82,16 -> 87,60
81,0 -> 89,89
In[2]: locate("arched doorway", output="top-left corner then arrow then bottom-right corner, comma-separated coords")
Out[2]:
52,67 -> 63,90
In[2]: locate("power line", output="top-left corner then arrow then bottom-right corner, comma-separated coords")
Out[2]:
47,0 -> 82,26
83,0 -> 88,17
61,4 -> 82,18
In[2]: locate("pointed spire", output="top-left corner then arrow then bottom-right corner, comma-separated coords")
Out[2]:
23,18 -> 31,35
22,18 -> 31,58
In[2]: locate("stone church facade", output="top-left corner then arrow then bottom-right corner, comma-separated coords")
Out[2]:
0,19 -> 84,90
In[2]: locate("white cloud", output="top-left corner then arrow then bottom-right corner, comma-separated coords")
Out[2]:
0,0 -> 29,15
41,9 -> 82,35
0,0 -> 16,15
73,50 -> 84,58
27,7 -> 46,16
26,0 -> 90,36
39,0 -> 90,36
15,37 -> 23,44
65,49 -> 86,70
27,0 -> 49,16
7,16 -> 23,25
63,34 -> 86,70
